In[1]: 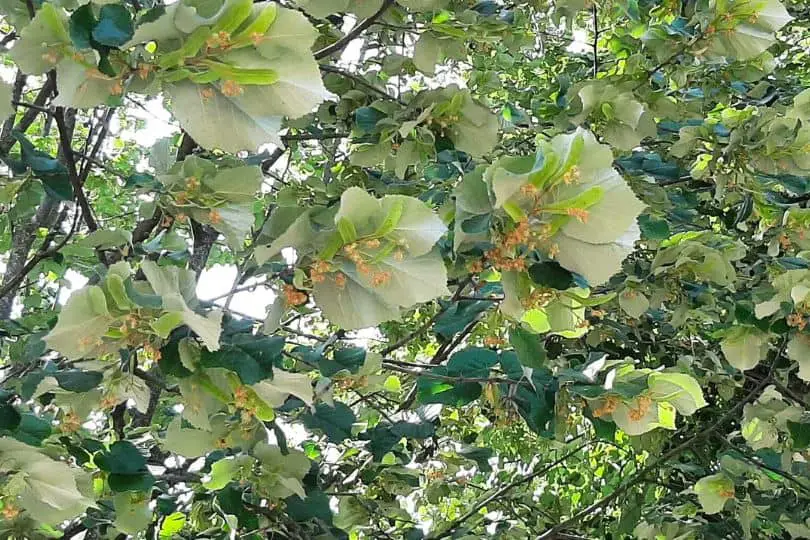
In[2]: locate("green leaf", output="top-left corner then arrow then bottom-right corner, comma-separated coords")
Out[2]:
786,334 -> 810,382
787,420 -> 810,450
721,326 -> 770,371
647,372 -> 707,416
114,492 -> 152,534
0,80 -> 14,120
619,289 -> 650,319
527,262 -> 575,290
162,417 -> 216,458
319,347 -> 366,377
93,5 -> 134,47
44,286 -> 113,361
250,369 -> 314,408
694,473 -> 735,514
0,438 -> 93,525
54,370 -> 103,392
141,261 -> 223,351
80,229 -> 132,249
413,32 -> 442,75
0,404 -> 22,431
509,325 -> 547,368
302,403 -> 356,442
95,441 -> 148,475
200,343 -> 265,384
9,4 -> 71,75
53,56 -> 120,108
160,512 -> 187,538
417,348 -> 498,405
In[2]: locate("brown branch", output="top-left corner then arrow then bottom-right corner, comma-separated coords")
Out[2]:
319,64 -> 405,104
591,4 -> 599,77
0,207 -> 80,305
282,131 -> 350,142
313,0 -> 396,60
0,77 -> 55,154
78,107 -> 114,184
54,107 -> 98,231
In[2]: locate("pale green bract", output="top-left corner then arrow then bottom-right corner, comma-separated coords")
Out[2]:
0,80 -> 13,119
707,0 -> 792,61
145,3 -> 331,152
694,473 -> 735,515
407,86 -> 499,157
158,156 -> 262,248
8,3 -> 71,75
572,82 -> 657,151
257,187 -> 449,329
741,386 -> 802,451
0,437 -> 95,525
487,128 -> 645,286
45,261 -> 222,360
720,326 -> 770,371
10,0 -> 330,150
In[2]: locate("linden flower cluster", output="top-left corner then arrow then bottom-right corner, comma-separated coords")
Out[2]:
310,239 -> 409,290
591,395 -> 619,418
282,284 -> 307,306
592,394 -> 653,421
478,165 -> 592,274
169,174 -> 225,225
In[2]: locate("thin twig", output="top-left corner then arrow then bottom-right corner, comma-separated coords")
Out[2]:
314,0 -> 396,60
54,107 -> 98,231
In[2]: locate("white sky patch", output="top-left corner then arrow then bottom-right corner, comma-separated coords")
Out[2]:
196,264 -> 276,320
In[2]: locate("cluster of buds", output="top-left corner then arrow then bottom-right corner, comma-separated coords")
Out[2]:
628,395 -> 653,421
143,343 -> 162,362
562,165 -> 581,184
566,207 -> 590,223
99,395 -> 120,410
0,502 -> 19,520
343,242 -> 396,287
310,261 -> 348,289
519,288 -> 555,310
41,49 -> 60,65
484,247 -> 527,272
310,260 -> 331,284
467,259 -> 485,274
200,87 -> 215,102
283,284 -> 307,306
208,209 -> 222,225
206,31 -> 232,50
787,313 -> 807,331
221,80 -> 244,97
483,335 -> 505,347
428,114 -> 460,130
137,63 -> 153,80
78,335 -> 104,351
425,468 -> 444,481
591,395 -> 619,418
59,411 -> 82,433
119,313 -> 151,346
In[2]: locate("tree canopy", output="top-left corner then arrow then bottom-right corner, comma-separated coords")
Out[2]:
1,0 -> 810,538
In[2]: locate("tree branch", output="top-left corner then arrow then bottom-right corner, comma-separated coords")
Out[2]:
313,0 -> 396,60
319,64 -> 405,104
0,76 -> 55,154
54,107 -> 98,231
